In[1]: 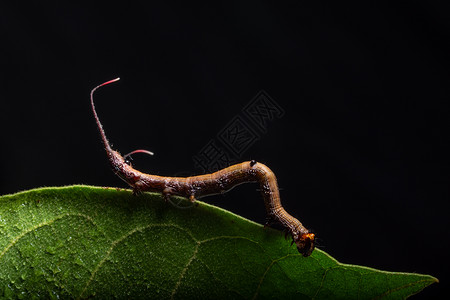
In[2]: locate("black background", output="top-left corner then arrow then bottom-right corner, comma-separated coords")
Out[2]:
1,2 -> 448,298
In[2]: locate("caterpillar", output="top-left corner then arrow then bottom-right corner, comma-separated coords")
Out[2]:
90,78 -> 315,257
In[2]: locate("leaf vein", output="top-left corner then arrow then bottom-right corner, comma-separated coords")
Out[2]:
252,253 -> 301,299
0,213 -> 97,262
196,256 -> 245,298
80,223 -> 197,299
370,278 -> 437,300
170,243 -> 199,299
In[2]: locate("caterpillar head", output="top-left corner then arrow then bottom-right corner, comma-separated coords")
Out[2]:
295,232 -> 315,257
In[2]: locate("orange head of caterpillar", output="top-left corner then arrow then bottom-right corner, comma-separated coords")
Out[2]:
294,232 -> 315,257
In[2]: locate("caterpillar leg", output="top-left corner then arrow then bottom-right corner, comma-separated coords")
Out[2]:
162,187 -> 174,203
132,181 -> 144,196
132,189 -> 142,196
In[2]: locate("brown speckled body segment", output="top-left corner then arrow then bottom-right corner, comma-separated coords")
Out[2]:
91,79 -> 315,256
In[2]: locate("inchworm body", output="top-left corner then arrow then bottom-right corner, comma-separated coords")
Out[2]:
90,78 -> 315,256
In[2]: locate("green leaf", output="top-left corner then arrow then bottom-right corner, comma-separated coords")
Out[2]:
0,185 -> 437,299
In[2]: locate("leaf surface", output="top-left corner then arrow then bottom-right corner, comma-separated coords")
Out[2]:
0,186 -> 437,299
